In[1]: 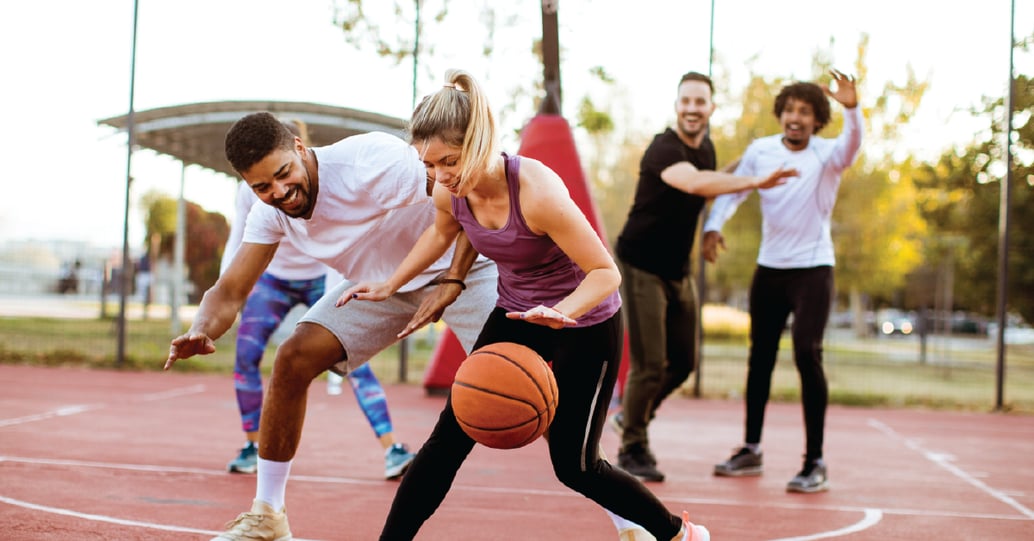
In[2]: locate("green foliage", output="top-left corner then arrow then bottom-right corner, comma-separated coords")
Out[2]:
914,66 -> 1034,323
141,193 -> 230,304
577,96 -> 614,134
184,203 -> 229,302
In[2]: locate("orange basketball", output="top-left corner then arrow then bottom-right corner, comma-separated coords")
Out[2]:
451,342 -> 558,449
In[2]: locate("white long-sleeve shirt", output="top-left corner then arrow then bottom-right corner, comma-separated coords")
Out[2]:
703,106 -> 863,269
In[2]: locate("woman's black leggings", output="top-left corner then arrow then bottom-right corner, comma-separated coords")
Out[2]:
379,308 -> 684,540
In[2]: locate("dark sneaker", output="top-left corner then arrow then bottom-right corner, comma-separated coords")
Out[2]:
787,460 -> 829,493
384,443 -> 416,480
618,444 -> 665,482
713,447 -> 763,477
227,442 -> 258,474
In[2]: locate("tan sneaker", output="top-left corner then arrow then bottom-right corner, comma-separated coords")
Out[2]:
618,524 -> 657,541
211,499 -> 292,541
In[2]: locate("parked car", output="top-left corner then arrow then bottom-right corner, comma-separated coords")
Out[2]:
877,309 -> 915,336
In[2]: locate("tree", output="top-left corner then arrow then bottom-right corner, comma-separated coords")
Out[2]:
141,190 -> 229,303
913,56 -> 1034,324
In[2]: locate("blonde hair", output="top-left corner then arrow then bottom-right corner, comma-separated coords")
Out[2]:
408,69 -> 498,188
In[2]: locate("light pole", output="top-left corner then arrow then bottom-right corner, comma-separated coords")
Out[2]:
994,0 -> 1017,410
117,0 -> 140,368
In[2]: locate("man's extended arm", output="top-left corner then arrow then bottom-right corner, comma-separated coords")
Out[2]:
165,242 -> 275,369
661,161 -> 795,197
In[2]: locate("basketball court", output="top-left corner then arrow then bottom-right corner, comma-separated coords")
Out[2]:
2,364 -> 1032,540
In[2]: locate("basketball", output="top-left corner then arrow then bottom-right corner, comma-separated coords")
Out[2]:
451,342 -> 558,449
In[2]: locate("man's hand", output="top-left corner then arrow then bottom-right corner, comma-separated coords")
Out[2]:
825,69 -> 858,109
702,230 -> 726,263
755,166 -> 798,190
165,332 -> 216,370
397,281 -> 466,339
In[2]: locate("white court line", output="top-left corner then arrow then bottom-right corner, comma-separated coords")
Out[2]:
0,405 -> 100,428
5,454 -> 1030,521
0,455 -> 390,487
6,455 -> 1028,523
768,508 -> 883,541
0,495 -> 321,541
0,384 -> 206,428
868,418 -> 1034,519
137,384 -> 207,402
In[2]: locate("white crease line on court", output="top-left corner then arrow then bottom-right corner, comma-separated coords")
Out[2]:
3,454 -> 1030,523
0,455 -> 386,487
136,384 -> 207,402
868,418 -> 1034,519
0,384 -> 206,428
768,508 -> 882,541
0,495 -> 322,541
0,404 -> 99,428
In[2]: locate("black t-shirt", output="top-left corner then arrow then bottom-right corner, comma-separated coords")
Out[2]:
616,128 -> 715,280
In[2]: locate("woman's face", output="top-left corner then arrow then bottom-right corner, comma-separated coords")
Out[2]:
415,137 -> 467,196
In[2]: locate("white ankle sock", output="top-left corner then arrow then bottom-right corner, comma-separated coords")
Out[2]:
744,443 -> 761,454
256,457 -> 292,511
605,509 -> 642,531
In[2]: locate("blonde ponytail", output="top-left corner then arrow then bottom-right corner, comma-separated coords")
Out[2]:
409,69 -> 499,189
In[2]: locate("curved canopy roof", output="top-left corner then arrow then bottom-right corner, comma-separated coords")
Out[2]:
99,100 -> 408,179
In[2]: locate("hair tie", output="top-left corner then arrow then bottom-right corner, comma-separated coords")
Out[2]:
443,83 -> 456,89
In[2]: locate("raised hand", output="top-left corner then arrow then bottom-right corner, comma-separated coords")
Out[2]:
825,69 -> 858,109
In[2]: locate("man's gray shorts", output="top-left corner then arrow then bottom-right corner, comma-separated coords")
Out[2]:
300,259 -> 498,374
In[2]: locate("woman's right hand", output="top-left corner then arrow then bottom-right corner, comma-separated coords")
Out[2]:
336,282 -> 395,307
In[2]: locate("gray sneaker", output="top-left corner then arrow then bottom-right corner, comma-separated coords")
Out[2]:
227,442 -> 258,474
384,443 -> 416,480
786,460 -> 829,493
713,447 -> 763,477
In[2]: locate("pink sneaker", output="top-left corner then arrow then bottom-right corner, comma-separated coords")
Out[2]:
675,511 -> 710,541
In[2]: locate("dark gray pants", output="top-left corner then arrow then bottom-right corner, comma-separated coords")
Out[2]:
617,258 -> 697,452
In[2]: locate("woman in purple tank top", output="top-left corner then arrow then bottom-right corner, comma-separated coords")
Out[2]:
339,69 -> 709,541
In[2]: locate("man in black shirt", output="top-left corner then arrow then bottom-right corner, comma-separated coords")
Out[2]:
614,71 -> 795,481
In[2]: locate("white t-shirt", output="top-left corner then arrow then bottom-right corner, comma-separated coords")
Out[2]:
243,131 -> 450,293
704,106 -> 863,269
220,181 -> 330,281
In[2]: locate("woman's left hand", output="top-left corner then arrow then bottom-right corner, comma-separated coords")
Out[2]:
505,305 -> 577,329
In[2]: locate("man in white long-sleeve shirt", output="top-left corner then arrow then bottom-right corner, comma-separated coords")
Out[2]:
702,69 -> 862,494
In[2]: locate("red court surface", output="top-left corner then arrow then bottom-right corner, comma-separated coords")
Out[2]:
2,364 -> 1033,540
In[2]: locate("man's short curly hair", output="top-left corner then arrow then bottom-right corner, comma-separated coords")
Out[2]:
773,82 -> 831,133
225,112 -> 296,174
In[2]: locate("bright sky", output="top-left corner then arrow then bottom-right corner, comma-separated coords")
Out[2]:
1,0 -> 1030,251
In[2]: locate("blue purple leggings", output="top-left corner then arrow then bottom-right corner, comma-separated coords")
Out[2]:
234,272 -> 393,437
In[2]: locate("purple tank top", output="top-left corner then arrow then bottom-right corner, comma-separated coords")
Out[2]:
451,153 -> 620,327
